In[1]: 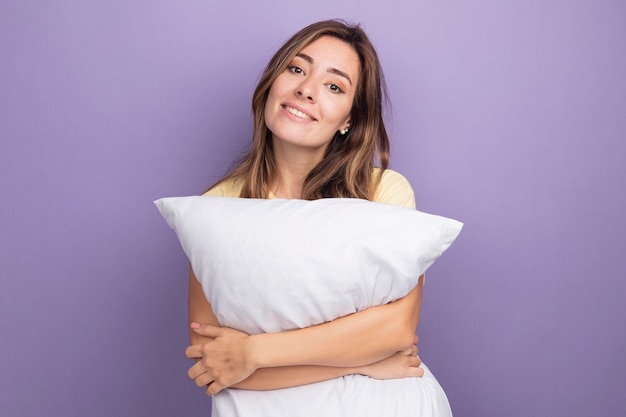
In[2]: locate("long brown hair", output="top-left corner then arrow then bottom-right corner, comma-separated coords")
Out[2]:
210,19 -> 390,200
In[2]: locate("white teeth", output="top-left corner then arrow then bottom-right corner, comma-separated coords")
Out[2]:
285,106 -> 312,120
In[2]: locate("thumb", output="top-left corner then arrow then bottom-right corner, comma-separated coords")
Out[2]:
190,322 -> 222,337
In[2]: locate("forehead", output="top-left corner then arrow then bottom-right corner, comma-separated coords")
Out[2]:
297,36 -> 360,79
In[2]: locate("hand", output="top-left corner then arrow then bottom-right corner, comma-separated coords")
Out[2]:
185,323 -> 256,395
358,344 -> 424,380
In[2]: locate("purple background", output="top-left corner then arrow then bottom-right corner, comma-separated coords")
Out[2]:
1,1 -> 625,416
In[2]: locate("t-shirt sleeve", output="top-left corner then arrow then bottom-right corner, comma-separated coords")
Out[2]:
202,179 -> 241,198
203,171 -> 414,206
373,169 -> 416,209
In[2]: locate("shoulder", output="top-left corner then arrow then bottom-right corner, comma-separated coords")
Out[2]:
372,168 -> 416,209
202,178 -> 242,198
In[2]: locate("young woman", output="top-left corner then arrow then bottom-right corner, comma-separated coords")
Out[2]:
184,19 -> 452,416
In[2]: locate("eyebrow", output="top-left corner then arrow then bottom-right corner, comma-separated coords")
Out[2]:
296,53 -> 353,86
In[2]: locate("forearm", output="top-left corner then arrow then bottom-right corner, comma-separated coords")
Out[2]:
188,267 -> 423,393
190,329 -> 378,391
231,365 -> 360,391
248,277 -> 423,369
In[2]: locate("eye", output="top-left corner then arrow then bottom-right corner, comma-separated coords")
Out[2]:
328,84 -> 345,94
287,65 -> 304,75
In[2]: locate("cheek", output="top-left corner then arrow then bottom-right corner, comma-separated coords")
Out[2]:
268,75 -> 289,98
328,101 -> 353,126
264,87 -> 280,123
265,86 -> 277,109
265,80 -> 289,114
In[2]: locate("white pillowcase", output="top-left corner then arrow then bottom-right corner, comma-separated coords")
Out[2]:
154,196 -> 462,335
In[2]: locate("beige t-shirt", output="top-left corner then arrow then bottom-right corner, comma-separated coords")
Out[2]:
203,168 -> 416,209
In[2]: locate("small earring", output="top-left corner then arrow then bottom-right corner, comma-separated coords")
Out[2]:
339,127 -> 349,135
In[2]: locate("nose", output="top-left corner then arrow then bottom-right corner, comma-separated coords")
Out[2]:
295,78 -> 316,102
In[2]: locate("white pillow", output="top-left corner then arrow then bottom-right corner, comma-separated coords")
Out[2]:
154,196 -> 462,335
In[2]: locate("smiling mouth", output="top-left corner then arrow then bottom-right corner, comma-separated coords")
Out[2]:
283,105 -> 316,121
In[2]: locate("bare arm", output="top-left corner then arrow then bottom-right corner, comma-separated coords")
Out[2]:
232,346 -> 422,391
188,268 -> 363,390
186,267 -> 424,394
248,278 -> 423,368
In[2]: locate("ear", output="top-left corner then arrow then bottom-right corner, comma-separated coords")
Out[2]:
339,116 -> 351,132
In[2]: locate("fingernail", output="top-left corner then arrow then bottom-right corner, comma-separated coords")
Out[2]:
190,322 -> 200,329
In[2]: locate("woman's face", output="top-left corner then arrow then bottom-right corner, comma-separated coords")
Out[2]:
264,36 -> 360,159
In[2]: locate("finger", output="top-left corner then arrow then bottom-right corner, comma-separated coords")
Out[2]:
194,373 -> 214,388
188,361 -> 207,379
207,381 -> 225,396
191,323 -> 223,338
398,347 -> 413,356
408,356 -> 422,368
185,344 -> 203,359
407,366 -> 425,377
413,334 -> 419,345
398,345 -> 417,357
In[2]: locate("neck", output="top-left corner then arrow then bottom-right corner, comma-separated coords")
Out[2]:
271,140 -> 326,199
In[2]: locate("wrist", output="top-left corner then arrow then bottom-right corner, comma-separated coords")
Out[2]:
249,331 -> 307,368
352,364 -> 370,377
246,333 -> 269,369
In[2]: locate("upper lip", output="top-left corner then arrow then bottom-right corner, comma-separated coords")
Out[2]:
282,103 -> 317,121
